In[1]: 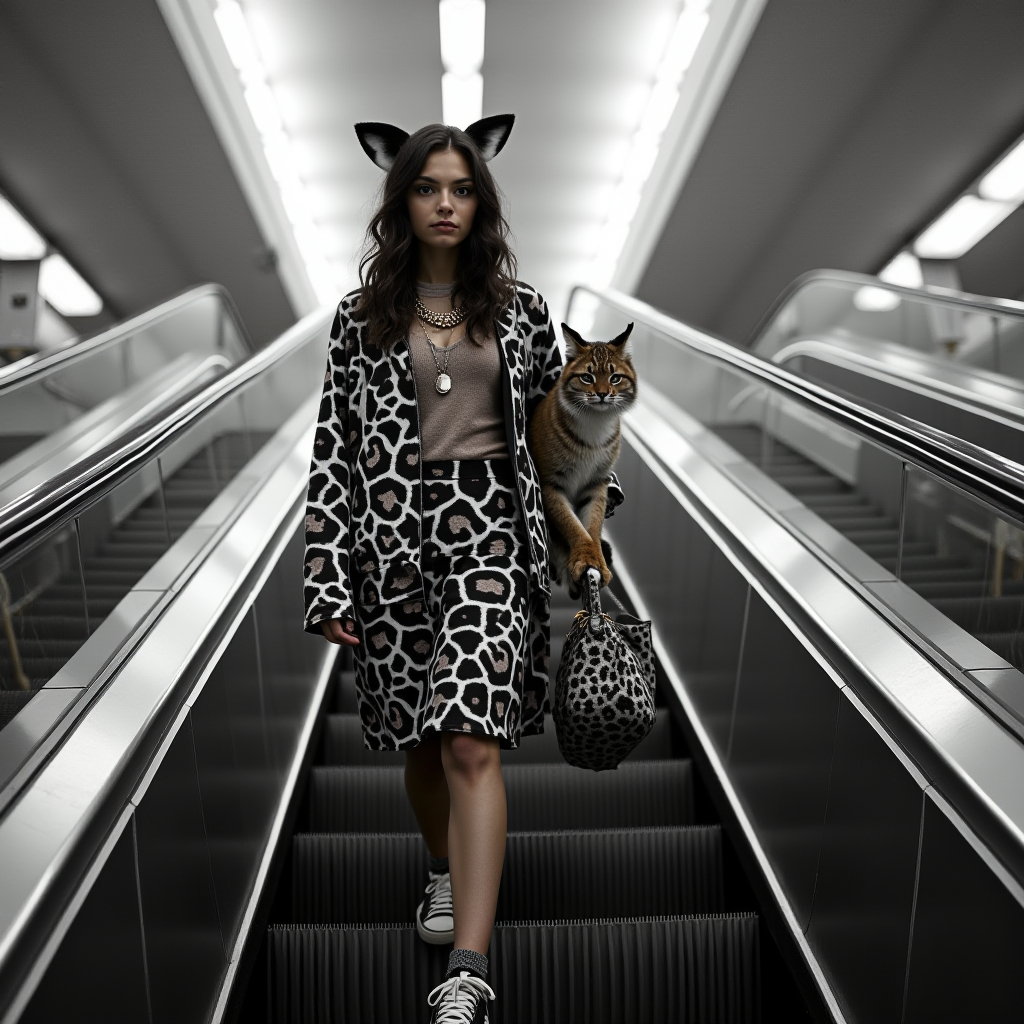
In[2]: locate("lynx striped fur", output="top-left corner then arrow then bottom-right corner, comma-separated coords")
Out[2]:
529,321 -> 635,596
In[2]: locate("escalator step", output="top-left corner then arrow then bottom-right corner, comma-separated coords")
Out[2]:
929,595 -> 1024,634
309,761 -> 694,833
912,578 -> 1024,600
268,915 -> 759,1024
291,826 -> 724,923
320,711 -> 674,766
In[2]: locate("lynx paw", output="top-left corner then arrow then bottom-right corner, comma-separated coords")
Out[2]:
567,545 -> 612,589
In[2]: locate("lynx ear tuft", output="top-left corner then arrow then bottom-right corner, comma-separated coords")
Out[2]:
561,322 -> 589,356
354,122 -> 410,171
464,114 -> 515,161
609,322 -> 634,352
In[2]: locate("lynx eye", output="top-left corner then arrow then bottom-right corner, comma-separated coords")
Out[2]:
579,373 -> 595,385
609,374 -> 623,385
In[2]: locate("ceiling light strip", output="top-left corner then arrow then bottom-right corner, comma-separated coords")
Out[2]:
879,131 -> 1024,287
212,0 -> 337,304
439,0 -> 485,128
0,192 -> 103,317
588,0 -> 712,291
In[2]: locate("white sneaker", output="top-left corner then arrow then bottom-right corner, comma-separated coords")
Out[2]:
427,971 -> 495,1024
416,870 -> 454,944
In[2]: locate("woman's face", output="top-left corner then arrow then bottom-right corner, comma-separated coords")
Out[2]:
407,147 -> 478,251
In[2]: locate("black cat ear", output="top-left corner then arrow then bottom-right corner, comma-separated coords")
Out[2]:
609,322 -> 634,348
561,322 -> 589,356
464,114 -> 515,161
354,122 -> 410,171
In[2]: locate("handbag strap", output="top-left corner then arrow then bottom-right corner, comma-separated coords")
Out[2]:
583,569 -> 605,634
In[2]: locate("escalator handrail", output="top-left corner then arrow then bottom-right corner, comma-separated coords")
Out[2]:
748,268 -> 1024,349
0,283 -> 254,394
573,284 -> 1024,528
0,306 -> 331,563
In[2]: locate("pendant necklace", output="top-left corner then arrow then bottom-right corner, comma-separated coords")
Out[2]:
419,319 -> 461,394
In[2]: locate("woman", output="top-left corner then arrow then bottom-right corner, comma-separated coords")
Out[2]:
303,113 -> 561,1024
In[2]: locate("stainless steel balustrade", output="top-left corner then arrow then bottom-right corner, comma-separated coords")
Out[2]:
571,284 -> 1024,1023
0,308 -> 330,815
0,285 -> 253,479
0,306 -> 332,1024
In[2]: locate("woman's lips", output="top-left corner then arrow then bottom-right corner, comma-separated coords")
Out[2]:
431,222 -> 457,233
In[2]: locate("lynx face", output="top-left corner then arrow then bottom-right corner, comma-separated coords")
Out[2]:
559,322 -> 637,415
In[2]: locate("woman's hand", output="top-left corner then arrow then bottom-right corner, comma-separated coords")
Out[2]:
321,618 -> 360,646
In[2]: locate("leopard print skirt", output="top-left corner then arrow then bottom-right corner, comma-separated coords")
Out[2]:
352,458 -> 531,750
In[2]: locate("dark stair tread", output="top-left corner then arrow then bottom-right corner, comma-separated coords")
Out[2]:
309,760 -> 694,833
290,826 -> 724,924
268,915 -> 760,1024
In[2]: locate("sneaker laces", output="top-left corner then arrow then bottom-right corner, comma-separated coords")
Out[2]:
427,972 -> 495,1023
424,871 -> 453,916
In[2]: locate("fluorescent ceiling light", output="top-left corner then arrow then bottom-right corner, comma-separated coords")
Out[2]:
853,285 -> 901,312
0,195 -> 47,260
439,0 -> 486,77
879,251 -> 923,289
38,254 -> 102,316
588,0 -> 711,289
979,137 -> 1024,204
442,72 -> 483,129
913,195 -> 1015,259
213,0 -> 337,305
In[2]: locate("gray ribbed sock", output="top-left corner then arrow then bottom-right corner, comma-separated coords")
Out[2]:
428,854 -> 449,875
446,948 -> 488,980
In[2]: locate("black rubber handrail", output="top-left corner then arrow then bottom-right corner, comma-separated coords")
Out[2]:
0,284 -> 254,394
572,285 -> 1024,528
749,268 -> 1024,349
0,307 -> 330,565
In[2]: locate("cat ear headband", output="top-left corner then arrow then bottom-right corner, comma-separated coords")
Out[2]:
354,113 -> 515,172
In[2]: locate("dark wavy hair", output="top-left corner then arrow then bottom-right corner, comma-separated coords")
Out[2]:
356,124 -> 517,351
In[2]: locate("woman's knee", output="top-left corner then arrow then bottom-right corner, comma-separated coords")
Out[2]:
442,732 -> 501,781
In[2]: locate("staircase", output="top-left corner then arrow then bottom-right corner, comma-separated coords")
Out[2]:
0,433 -> 265,722
713,425 -> 1024,672
266,584 -> 763,1023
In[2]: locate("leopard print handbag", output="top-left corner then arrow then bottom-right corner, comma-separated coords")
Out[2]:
553,569 -> 656,771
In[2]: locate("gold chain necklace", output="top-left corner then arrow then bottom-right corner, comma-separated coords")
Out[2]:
415,297 -> 467,329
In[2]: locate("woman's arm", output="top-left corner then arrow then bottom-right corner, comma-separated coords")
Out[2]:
303,298 -> 358,639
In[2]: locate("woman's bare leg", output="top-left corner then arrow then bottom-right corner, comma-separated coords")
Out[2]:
405,733 -> 449,857
441,733 -> 506,955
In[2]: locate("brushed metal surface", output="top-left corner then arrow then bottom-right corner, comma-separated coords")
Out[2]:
134,720 -> 225,1024
0,690 -> 80,794
903,792 -> 1024,1023
969,668 -> 1024,725
781,506 -> 896,584
806,690 -> 925,1024
17,822 -> 151,1024
867,580 -> 1014,673
41,589 -> 161,689
727,590 -> 840,929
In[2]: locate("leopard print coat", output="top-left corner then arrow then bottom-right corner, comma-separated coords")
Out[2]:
303,281 -> 622,732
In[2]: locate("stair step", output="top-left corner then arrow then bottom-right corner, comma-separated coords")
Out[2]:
291,826 -> 724,924
308,760 -> 694,833
268,915 -> 759,1023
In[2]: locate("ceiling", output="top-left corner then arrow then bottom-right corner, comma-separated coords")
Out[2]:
636,0 -> 1024,342
236,0 -> 697,324
0,0 -> 295,344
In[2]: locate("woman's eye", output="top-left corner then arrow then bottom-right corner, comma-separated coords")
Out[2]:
455,187 -> 471,196
580,373 -> 595,384
417,185 -> 433,195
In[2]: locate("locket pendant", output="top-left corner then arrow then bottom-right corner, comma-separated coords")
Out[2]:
435,373 -> 452,394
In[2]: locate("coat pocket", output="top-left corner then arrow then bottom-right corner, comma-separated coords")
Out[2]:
354,557 -> 424,609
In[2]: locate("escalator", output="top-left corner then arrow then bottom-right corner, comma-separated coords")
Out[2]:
1,283 -> 1024,1024
260,585 -> 777,1023
751,270 -> 1024,466
0,285 -> 252,508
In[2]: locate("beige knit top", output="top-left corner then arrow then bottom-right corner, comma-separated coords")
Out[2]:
408,282 -> 508,461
